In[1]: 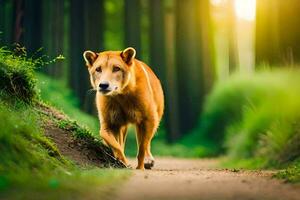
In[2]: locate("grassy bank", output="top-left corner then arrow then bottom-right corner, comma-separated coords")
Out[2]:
0,47 -> 129,198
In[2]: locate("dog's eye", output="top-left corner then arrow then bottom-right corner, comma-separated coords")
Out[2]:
95,67 -> 102,73
112,66 -> 121,72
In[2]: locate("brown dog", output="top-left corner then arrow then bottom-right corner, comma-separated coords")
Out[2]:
83,47 -> 164,169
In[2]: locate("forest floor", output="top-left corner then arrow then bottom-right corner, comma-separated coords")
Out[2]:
39,106 -> 300,200
111,158 -> 300,200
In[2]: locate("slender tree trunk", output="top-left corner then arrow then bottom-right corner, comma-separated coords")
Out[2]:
23,0 -> 43,55
124,0 -> 141,57
149,0 -> 178,142
198,0 -> 215,94
175,0 -> 203,136
82,0 -> 105,114
256,0 -> 280,66
277,0 -> 300,65
256,0 -> 300,66
47,0 -> 64,77
0,0 -> 14,46
164,2 -> 181,142
12,0 -> 24,45
69,0 -> 85,99
227,0 -> 239,73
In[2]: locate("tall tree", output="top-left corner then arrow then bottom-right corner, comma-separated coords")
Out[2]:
69,0 -> 105,114
124,0 -> 141,57
69,0 -> 84,100
149,0 -> 180,142
198,0 -> 215,93
277,0 -> 300,65
82,0 -> 105,114
22,0 -> 42,54
0,0 -> 14,46
42,0 -> 65,77
175,0 -> 204,137
256,0 -> 300,66
227,0 -> 239,73
256,0 -> 280,66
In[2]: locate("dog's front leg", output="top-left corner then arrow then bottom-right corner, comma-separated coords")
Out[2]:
100,128 -> 128,166
136,121 -> 155,170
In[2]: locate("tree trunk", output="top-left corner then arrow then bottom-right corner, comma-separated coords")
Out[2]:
22,0 -> 43,55
149,0 -> 180,142
227,0 -> 239,73
44,0 -> 64,77
0,0 -> 14,46
256,0 -> 280,66
198,0 -> 215,94
69,0 -> 85,99
124,0 -> 141,57
82,0 -> 105,114
69,0 -> 104,114
277,0 -> 300,65
175,0 -> 203,137
163,2 -> 181,142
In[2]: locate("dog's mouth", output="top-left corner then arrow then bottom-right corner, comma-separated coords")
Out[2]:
99,89 -> 112,95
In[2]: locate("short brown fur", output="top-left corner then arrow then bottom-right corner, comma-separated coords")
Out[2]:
83,47 -> 164,169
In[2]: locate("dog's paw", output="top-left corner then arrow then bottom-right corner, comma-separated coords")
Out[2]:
144,157 -> 155,170
126,164 -> 133,169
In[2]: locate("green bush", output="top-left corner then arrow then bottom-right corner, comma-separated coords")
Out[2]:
276,160 -> 300,183
196,70 -> 300,166
0,48 -> 37,103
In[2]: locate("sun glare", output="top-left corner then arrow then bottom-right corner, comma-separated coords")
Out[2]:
234,0 -> 256,21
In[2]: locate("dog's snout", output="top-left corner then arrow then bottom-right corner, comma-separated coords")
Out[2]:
99,82 -> 109,90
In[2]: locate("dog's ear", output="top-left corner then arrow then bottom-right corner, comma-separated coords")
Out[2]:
121,47 -> 136,65
83,50 -> 98,67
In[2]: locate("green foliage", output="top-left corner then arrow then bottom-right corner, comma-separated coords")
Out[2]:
0,98 -> 129,199
195,70 -> 300,168
0,48 -> 37,103
36,73 -> 99,135
276,160 -> 300,183
104,0 -> 124,50
0,102 -> 69,189
0,46 -> 65,103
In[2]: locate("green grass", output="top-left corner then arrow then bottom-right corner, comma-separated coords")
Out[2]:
0,102 -> 129,199
0,47 -> 37,103
0,47 -> 129,198
276,160 -> 300,183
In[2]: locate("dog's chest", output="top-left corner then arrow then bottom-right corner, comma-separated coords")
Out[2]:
107,97 -> 143,125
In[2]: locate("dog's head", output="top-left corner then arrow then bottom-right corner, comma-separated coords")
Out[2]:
83,47 -> 136,96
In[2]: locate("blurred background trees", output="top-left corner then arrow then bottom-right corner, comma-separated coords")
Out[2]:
256,0 -> 300,66
1,0 -> 300,145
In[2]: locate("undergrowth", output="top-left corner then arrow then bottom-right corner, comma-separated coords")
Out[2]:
0,46 -> 129,198
192,70 -> 300,182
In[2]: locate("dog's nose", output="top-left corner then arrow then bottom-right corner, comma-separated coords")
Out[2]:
99,82 -> 109,90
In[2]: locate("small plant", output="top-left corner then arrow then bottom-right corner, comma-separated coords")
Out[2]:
0,45 -> 64,103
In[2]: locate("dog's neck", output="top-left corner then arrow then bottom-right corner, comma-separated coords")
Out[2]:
120,60 -> 137,95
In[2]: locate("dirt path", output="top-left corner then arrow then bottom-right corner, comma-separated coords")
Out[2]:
112,158 -> 300,200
